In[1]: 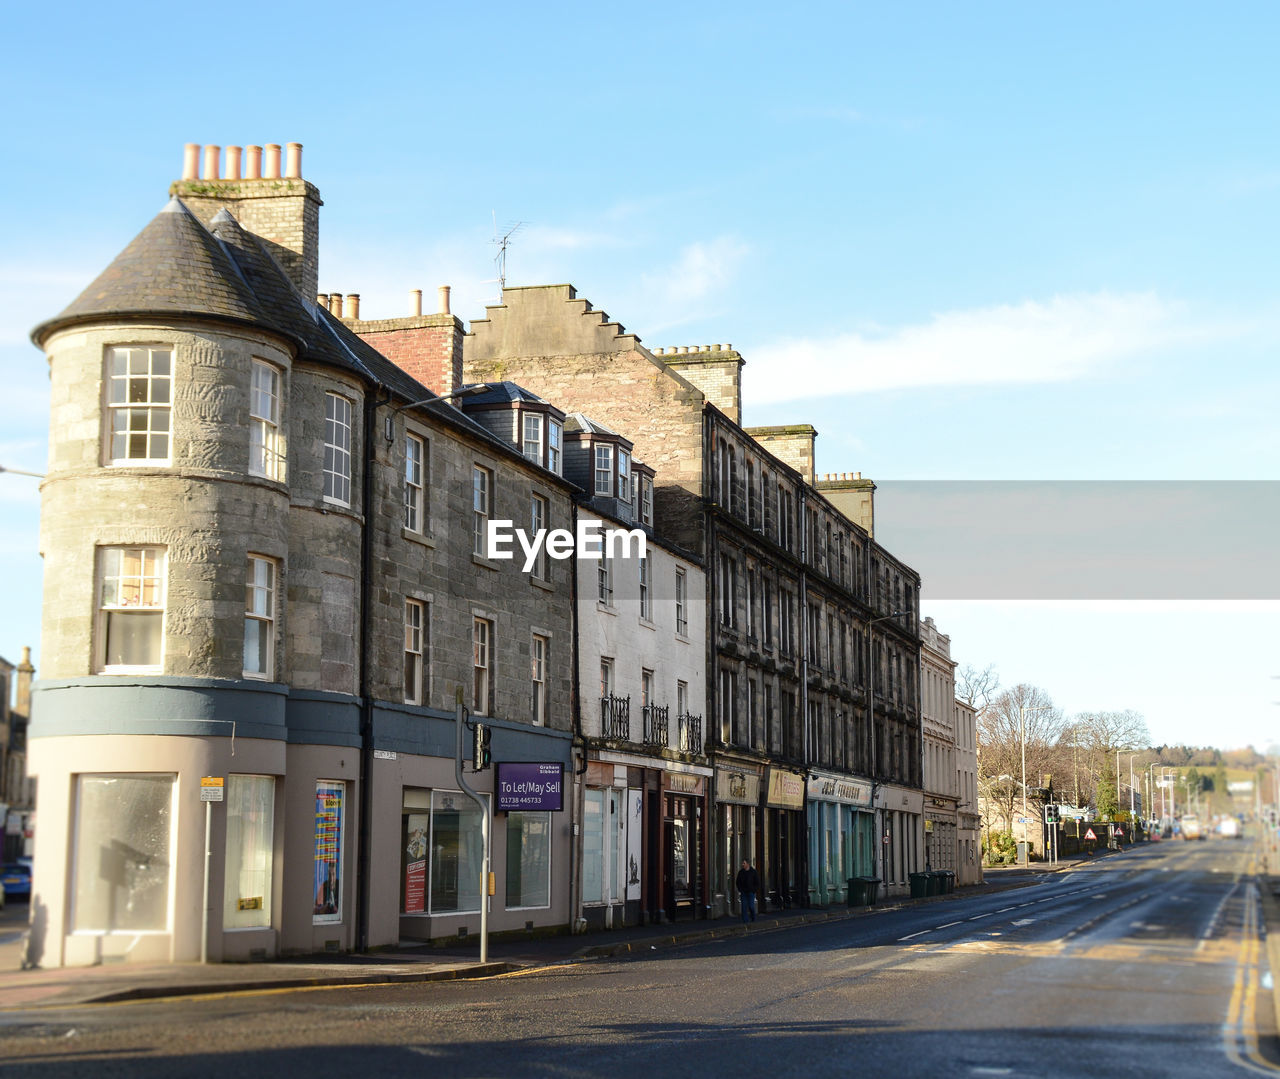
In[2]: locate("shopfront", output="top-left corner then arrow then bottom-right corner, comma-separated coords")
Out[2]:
660,769 -> 707,921
805,771 -> 875,906
763,767 -> 805,909
713,762 -> 761,918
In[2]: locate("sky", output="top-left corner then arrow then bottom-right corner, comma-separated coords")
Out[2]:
2,2 -> 1276,751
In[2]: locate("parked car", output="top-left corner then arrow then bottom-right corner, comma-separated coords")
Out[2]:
2,862 -> 32,900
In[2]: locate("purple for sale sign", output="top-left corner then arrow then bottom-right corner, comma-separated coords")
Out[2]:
496,762 -> 564,812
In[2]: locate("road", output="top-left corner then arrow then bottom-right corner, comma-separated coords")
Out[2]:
0,838 -> 1273,1078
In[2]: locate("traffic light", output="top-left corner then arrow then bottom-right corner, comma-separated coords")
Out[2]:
472,722 -> 492,771
1044,804 -> 1059,824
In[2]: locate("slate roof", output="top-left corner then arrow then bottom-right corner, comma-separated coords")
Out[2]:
461,382 -> 557,408
30,196 -> 530,458
564,412 -> 624,439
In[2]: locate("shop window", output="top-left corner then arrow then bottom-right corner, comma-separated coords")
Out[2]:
505,811 -> 551,909
224,774 -> 275,929
73,773 -> 174,932
313,780 -> 345,924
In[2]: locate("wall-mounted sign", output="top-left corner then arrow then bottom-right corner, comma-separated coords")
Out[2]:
806,772 -> 872,807
715,766 -> 760,805
496,762 -> 564,812
765,768 -> 805,809
200,776 -> 224,802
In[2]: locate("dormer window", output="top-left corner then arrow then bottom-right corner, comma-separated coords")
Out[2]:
594,444 -> 614,496
548,420 -> 562,475
522,413 -> 544,464
639,475 -> 654,527
618,449 -> 631,502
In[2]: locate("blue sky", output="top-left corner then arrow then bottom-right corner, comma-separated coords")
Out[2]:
2,3 -> 1276,750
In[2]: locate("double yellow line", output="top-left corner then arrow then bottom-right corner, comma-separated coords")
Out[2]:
1223,878 -> 1279,1074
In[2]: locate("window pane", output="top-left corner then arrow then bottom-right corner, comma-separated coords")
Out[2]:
105,611 -> 162,667
73,774 -> 173,932
505,812 -> 551,908
224,775 -> 275,929
429,790 -> 485,913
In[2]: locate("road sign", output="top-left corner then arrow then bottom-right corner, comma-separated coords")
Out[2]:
1083,827 -> 1097,840
1114,826 -> 1125,837
1015,815 -> 1032,824
200,776 -> 225,802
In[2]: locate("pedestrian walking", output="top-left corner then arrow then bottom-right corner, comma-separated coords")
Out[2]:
736,859 -> 760,924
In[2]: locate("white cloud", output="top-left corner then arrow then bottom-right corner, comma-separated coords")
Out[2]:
634,236 -> 751,334
744,291 -> 1231,403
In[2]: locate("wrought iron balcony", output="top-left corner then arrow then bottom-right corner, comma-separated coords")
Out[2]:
676,712 -> 703,755
642,703 -> 669,747
601,694 -> 631,740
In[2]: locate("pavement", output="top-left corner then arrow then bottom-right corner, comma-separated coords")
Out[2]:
0,847 -> 1230,1012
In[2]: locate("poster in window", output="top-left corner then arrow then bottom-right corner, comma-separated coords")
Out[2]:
313,780 -> 344,923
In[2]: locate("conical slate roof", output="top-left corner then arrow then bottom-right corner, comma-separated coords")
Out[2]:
29,196 -> 523,459
32,198 -> 274,345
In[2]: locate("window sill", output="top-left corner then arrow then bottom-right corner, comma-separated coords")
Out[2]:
472,554 -> 501,571
597,602 -> 617,616
531,575 -> 555,592
638,617 -> 657,631
674,631 -> 691,644
403,528 -> 436,549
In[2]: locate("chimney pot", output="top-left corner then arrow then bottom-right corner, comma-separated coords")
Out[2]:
225,145 -> 242,180
264,143 -> 282,179
317,293 -> 330,309
201,144 -> 220,180
655,347 -> 664,355
329,294 -> 343,315
345,294 -> 360,320
285,142 -> 302,178
245,145 -> 263,179
856,472 -> 862,479
410,289 -> 422,316
182,143 -> 200,180
438,285 -> 451,315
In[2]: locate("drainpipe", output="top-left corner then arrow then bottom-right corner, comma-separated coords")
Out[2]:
356,386 -> 391,953
703,408 -> 717,915
569,499 -> 587,933
796,483 -> 811,903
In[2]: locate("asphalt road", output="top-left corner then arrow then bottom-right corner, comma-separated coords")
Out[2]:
0,838 -> 1272,1079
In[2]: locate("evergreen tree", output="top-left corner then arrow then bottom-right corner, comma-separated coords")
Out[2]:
1096,770 -> 1119,820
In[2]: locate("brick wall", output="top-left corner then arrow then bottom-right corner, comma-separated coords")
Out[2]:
351,314 -> 465,396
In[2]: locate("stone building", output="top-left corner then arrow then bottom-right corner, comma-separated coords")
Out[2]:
27,143 -> 577,965
954,696 -> 982,885
556,414 -> 708,929
920,617 -> 959,874
452,285 -> 924,905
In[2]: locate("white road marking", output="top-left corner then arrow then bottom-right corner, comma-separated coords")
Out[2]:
1012,919 -> 1036,926
969,913 -> 992,920
897,930 -> 931,941
936,921 -> 963,929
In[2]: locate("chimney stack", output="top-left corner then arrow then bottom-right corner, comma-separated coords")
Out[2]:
172,140 -> 321,298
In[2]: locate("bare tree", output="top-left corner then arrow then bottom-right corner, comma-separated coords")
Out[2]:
978,684 -> 1067,838
1070,710 -> 1152,813
957,663 -> 999,716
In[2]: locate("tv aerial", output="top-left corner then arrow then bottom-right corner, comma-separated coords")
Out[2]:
490,213 -> 525,296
